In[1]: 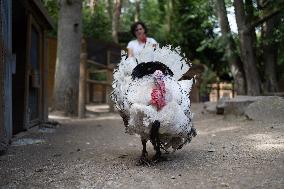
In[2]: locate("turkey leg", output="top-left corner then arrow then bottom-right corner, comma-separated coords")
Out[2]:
136,139 -> 151,166
150,120 -> 162,162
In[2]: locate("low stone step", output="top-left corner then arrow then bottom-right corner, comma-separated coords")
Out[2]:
222,96 -> 264,115
245,96 -> 284,122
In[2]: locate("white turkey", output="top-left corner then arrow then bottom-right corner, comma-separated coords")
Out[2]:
111,44 -> 197,165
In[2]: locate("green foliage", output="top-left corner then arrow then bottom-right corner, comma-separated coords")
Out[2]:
42,0 -> 112,40
89,72 -> 107,81
120,1 -> 136,32
140,0 -> 166,42
163,0 -> 224,80
41,0 -> 59,36
199,66 -> 218,96
276,15 -> 284,80
41,0 -> 58,19
82,2 -> 112,41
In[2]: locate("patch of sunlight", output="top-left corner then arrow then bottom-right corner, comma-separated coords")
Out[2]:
198,126 -> 239,135
86,104 -> 110,113
48,114 -> 121,121
88,114 -> 121,121
48,114 -> 70,120
194,117 -> 222,123
246,133 -> 284,151
12,138 -> 45,146
256,143 -> 284,150
246,133 -> 273,141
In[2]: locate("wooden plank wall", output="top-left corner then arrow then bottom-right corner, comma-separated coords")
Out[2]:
0,0 -> 12,154
1,0 -> 13,138
47,37 -> 57,106
0,27 -> 4,138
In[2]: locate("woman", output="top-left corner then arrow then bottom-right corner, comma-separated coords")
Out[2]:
127,21 -> 157,57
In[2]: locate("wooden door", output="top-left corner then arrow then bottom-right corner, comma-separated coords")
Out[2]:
27,17 -> 43,127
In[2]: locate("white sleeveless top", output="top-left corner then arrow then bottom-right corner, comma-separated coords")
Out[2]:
127,37 -> 157,57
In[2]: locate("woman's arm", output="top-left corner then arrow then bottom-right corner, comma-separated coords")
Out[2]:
127,40 -> 134,57
128,48 -> 134,57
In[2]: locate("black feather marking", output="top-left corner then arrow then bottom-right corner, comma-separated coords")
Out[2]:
131,61 -> 174,79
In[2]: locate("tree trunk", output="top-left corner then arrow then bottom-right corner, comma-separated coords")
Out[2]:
262,15 -> 281,92
234,0 -> 261,95
135,0 -> 141,22
245,0 -> 257,49
105,0 -> 113,20
78,38 -> 87,118
53,0 -> 82,116
112,0 -> 122,43
165,0 -> 173,33
215,0 -> 246,95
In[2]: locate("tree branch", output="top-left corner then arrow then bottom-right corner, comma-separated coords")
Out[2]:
248,3 -> 284,31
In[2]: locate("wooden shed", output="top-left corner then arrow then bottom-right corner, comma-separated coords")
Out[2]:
0,0 -> 53,152
182,64 -> 206,103
85,38 -> 121,104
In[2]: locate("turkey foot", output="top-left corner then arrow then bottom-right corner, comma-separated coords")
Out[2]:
152,151 -> 169,163
150,120 -> 167,163
136,139 -> 152,166
136,152 -> 152,166
190,126 -> 197,137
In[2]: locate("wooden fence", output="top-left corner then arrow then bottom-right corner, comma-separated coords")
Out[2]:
209,82 -> 235,102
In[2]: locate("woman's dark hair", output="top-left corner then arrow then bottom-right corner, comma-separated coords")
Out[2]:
130,21 -> 148,38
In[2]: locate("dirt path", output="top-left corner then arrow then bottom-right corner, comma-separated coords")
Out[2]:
0,104 -> 283,189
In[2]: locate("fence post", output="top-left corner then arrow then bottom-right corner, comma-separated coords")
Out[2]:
217,82 -> 220,100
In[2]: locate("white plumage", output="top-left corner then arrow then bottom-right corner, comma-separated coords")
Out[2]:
111,44 -> 196,163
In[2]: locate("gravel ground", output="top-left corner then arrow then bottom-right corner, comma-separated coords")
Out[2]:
0,103 -> 283,189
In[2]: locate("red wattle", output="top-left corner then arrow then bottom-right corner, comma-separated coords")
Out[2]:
151,80 -> 166,110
